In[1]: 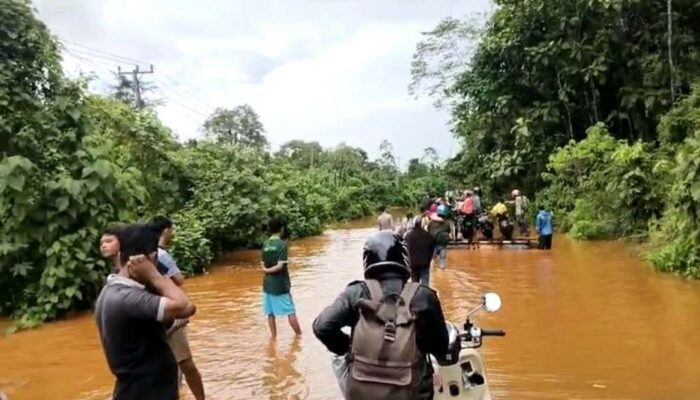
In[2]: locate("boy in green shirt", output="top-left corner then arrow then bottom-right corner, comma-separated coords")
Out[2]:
262,217 -> 302,338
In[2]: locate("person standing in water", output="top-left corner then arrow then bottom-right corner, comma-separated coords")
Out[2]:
536,206 -> 554,250
406,219 -> 436,285
148,216 -> 206,400
428,205 -> 451,270
262,217 -> 302,338
377,206 -> 394,231
512,189 -> 530,237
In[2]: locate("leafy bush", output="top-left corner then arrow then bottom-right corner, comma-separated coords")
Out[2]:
170,212 -> 212,275
539,123 -> 663,239
648,88 -> 700,278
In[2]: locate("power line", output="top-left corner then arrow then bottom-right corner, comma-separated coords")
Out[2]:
61,39 -> 148,66
154,68 -> 216,111
60,39 -> 216,113
150,76 -> 213,115
62,49 -> 117,87
60,40 -> 213,121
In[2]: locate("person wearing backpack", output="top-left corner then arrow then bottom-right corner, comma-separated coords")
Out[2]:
512,189 -> 530,237
312,231 -> 448,400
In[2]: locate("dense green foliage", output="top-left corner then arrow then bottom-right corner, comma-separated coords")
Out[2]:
413,0 -> 700,277
0,1 -> 451,326
539,123 -> 663,239
647,87 -> 700,277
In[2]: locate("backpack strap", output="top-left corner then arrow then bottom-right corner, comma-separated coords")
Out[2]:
395,282 -> 420,325
364,279 -> 384,301
399,282 -> 420,306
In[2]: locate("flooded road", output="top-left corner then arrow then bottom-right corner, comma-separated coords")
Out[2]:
2,219 -> 700,399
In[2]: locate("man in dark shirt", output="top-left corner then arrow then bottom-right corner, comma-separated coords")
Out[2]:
405,219 -> 436,286
262,217 -> 302,338
95,224 -> 196,400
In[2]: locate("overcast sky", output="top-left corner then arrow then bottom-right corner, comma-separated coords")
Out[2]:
34,0 -> 492,164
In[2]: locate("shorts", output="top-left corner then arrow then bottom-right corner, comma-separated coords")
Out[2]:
168,326 -> 192,363
262,292 -> 296,317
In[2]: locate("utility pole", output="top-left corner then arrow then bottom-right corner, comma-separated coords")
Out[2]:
118,64 -> 154,109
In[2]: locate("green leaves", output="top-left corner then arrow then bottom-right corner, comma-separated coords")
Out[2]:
6,174 -> 25,192
92,159 -> 112,179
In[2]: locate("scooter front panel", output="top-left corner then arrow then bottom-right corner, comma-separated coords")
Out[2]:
433,349 -> 492,400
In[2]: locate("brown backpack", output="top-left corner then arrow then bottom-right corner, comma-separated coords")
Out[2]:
346,279 -> 422,400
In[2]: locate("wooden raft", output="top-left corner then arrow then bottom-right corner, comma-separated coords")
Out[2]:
447,237 -> 538,249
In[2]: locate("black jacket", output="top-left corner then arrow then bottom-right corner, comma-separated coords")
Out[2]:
406,228 -> 436,269
313,271 -> 448,399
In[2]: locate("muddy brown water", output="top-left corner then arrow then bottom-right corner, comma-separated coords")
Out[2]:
1,216 -> 700,399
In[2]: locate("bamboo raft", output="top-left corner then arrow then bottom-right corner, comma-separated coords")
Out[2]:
447,237 -> 538,249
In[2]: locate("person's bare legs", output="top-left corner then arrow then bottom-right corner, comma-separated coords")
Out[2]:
267,315 -> 277,339
288,314 -> 302,335
180,358 -> 205,400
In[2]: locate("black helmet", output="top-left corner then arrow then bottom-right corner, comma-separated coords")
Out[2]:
362,231 -> 410,279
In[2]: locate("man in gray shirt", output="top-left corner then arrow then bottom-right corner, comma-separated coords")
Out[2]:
377,206 -> 394,231
95,224 -> 196,400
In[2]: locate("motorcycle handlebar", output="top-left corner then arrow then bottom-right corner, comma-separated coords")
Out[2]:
481,329 -> 506,337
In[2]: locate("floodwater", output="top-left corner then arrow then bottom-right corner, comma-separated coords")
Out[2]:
2,216 -> 700,399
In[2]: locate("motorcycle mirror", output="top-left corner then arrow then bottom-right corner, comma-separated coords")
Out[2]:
482,293 -> 502,313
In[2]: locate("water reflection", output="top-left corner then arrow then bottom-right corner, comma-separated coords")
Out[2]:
262,338 -> 305,400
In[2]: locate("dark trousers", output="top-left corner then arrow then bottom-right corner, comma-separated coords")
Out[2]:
538,234 -> 553,250
411,265 -> 430,286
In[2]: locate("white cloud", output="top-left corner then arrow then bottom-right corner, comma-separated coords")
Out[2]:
34,0 -> 492,163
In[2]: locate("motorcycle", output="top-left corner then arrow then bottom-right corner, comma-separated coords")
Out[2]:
495,213 -> 513,241
431,293 -> 505,400
476,213 -> 494,240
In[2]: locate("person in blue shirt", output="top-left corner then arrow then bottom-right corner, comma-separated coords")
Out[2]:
536,206 -> 554,250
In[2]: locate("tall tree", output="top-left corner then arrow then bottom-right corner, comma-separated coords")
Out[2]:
409,15 -> 484,108
421,147 -> 440,168
202,105 -> 268,149
378,140 -> 397,170
276,140 -> 324,168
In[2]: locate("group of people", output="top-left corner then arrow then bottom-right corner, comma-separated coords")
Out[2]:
95,213 -> 447,400
378,204 -> 451,286
93,197 -> 552,399
384,187 -> 554,251
96,217 -> 205,400
96,216 -> 306,400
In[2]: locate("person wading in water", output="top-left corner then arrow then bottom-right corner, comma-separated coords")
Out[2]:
261,217 -> 302,338
406,219 -> 435,286
377,206 -> 394,231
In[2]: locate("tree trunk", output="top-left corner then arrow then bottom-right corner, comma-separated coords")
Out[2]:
556,68 -> 575,139
589,80 -> 600,123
